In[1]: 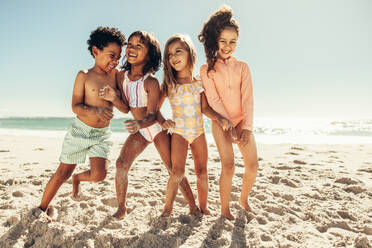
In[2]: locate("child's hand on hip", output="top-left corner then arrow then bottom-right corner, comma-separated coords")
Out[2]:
124,120 -> 141,134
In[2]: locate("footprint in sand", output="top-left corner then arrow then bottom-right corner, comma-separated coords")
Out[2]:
335,177 -> 359,185
281,194 -> 294,201
101,197 -> 117,208
291,146 -> 304,150
337,210 -> 357,221
260,233 -> 272,241
344,186 -> 366,194
256,216 -> 267,225
271,176 -> 281,184
31,180 -> 43,186
293,160 -> 306,165
12,191 -> 24,197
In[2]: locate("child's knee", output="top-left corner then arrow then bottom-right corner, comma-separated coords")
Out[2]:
246,160 -> 258,171
116,157 -> 131,172
195,166 -> 207,178
55,168 -> 73,182
222,163 -> 235,176
91,168 -> 107,182
171,167 -> 185,181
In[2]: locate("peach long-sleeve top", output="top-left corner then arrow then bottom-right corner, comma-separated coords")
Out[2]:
200,56 -> 254,131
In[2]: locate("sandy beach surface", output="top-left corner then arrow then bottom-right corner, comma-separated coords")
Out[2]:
0,134 -> 371,248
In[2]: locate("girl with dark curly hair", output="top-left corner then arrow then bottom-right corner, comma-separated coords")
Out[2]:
100,31 -> 199,219
199,5 -> 258,220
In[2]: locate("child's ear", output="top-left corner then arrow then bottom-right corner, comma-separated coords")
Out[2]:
92,46 -> 99,58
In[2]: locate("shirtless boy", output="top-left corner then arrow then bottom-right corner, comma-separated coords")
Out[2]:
38,27 -> 126,221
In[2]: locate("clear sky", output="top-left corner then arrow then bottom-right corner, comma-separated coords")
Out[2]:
1,0 -> 371,119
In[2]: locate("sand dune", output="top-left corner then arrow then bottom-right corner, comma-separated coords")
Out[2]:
0,135 -> 371,247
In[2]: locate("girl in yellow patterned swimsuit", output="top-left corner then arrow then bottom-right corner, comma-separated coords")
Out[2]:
157,34 -> 234,217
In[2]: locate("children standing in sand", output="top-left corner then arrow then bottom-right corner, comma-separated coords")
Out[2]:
99,31 -> 199,219
157,34 -> 234,217
39,27 -> 126,221
199,5 -> 259,220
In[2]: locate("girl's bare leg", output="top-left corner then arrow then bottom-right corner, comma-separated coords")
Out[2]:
72,157 -> 108,199
113,133 -> 149,220
161,134 -> 189,217
211,121 -> 235,220
235,123 -> 258,212
40,163 -> 76,211
154,131 -> 199,214
190,134 -> 211,214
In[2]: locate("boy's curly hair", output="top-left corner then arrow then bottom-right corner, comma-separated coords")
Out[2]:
122,31 -> 162,75
198,5 -> 239,72
87,26 -> 126,57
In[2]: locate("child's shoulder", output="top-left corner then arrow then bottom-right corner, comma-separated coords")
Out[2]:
75,69 -> 90,82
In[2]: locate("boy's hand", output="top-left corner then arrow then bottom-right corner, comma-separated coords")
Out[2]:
95,107 -> 114,121
124,120 -> 141,134
161,119 -> 175,130
99,85 -> 117,102
217,117 -> 234,131
238,129 -> 251,147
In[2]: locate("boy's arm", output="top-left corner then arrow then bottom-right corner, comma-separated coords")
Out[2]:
124,77 -> 159,133
72,71 -> 113,121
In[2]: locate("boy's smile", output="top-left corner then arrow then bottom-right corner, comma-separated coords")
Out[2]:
94,42 -> 122,73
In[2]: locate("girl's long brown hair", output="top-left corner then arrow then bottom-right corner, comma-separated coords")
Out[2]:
162,34 -> 197,96
198,5 -> 240,72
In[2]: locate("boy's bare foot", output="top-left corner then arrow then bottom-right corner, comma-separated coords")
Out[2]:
72,174 -> 80,200
239,199 -> 255,214
113,207 -> 127,220
161,207 -> 172,217
38,206 -> 58,223
221,210 -> 235,220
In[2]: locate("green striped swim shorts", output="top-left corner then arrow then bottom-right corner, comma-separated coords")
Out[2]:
59,118 -> 113,164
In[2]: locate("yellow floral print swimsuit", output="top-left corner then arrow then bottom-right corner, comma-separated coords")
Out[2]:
168,81 -> 205,144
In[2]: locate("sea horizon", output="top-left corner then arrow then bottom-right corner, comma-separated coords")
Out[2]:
1,116 -> 371,144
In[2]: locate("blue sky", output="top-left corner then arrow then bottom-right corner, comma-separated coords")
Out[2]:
1,0 -> 371,119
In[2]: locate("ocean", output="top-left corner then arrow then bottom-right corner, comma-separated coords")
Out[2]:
0,117 -> 371,144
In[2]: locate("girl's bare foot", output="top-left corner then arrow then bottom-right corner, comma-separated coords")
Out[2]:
71,174 -> 80,200
200,207 -> 212,215
221,209 -> 235,220
189,205 -> 201,215
113,207 -> 127,220
161,207 -> 173,217
239,199 -> 255,214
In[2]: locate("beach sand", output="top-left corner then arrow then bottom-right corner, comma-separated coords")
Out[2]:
0,134 -> 371,247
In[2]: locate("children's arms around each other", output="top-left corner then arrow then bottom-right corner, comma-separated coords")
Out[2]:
156,88 -> 175,130
200,65 -> 230,119
98,72 -> 129,114
238,64 -> 254,147
200,92 -> 237,141
72,71 -> 113,122
124,77 -> 160,134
